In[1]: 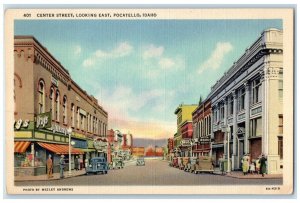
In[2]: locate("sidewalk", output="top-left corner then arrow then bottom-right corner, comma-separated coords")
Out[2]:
15,169 -> 86,182
213,168 -> 282,179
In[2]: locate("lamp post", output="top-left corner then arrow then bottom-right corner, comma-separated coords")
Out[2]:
67,127 -> 75,176
226,125 -> 231,173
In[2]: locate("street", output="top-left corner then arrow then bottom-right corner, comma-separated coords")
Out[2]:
15,159 -> 282,186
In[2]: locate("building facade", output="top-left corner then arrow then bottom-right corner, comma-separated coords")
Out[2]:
174,104 -> 197,157
208,29 -> 283,174
14,36 -> 108,176
192,99 -> 212,158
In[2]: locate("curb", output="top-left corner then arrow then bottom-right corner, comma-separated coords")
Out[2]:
14,173 -> 87,182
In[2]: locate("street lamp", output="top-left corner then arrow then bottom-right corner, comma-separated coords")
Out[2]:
226,125 -> 231,173
67,127 -> 75,176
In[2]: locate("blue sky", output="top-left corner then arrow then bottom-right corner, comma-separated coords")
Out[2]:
15,19 -> 282,139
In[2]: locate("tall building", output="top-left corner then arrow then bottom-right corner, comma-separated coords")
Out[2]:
208,29 -> 283,174
14,36 -> 108,176
192,99 -> 212,157
174,104 -> 197,157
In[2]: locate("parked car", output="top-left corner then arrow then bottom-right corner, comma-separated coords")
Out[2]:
187,157 -> 197,173
136,157 -> 145,166
172,157 -> 179,168
191,156 -> 214,174
86,157 -> 108,175
178,157 -> 184,170
111,157 -> 124,169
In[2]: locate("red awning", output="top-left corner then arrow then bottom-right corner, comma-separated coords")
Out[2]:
14,141 -> 31,153
37,142 -> 84,155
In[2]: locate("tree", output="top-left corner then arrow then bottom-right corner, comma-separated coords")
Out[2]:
199,95 -> 203,105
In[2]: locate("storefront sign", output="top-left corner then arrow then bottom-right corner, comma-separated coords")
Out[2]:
71,138 -> 88,149
199,136 -> 211,144
36,112 -> 51,129
94,140 -> 107,152
14,119 -> 30,130
181,139 -> 192,146
51,124 -> 70,136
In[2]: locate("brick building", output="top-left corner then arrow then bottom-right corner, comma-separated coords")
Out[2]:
14,36 -> 108,176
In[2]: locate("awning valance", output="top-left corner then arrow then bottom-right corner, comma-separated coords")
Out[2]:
14,141 -> 31,153
37,142 -> 84,155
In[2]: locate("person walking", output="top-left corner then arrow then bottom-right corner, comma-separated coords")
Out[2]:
59,155 -> 65,179
46,154 -> 53,179
259,154 -> 267,177
241,154 -> 250,175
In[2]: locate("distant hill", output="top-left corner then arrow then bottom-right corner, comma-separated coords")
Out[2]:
132,138 -> 167,148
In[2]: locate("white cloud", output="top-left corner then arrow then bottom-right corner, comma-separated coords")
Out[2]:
82,42 -> 133,67
74,45 -> 81,55
198,42 -> 233,74
143,44 -> 164,59
159,57 -> 175,69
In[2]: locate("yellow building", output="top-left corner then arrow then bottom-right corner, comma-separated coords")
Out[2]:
174,104 -> 197,156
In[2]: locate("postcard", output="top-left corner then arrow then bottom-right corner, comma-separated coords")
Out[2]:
5,8 -> 294,195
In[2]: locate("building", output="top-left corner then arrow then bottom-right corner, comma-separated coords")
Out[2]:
14,36 -> 108,176
174,104 -> 197,157
208,29 -> 283,174
131,147 -> 145,157
192,99 -> 212,158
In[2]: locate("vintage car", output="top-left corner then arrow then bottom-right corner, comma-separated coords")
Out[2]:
85,157 -> 108,175
172,157 -> 179,168
136,157 -> 145,166
182,157 -> 190,171
188,157 -> 198,173
191,156 -> 214,174
111,157 -> 124,169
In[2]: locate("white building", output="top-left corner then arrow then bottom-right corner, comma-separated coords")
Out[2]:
208,28 -> 283,174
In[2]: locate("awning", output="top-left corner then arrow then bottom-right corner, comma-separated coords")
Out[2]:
14,141 -> 31,153
37,142 -> 84,154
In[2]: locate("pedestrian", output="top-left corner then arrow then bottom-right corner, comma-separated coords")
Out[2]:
46,154 -> 53,179
255,158 -> 261,174
85,158 -> 88,169
241,154 -> 250,175
75,156 -> 79,170
59,155 -> 65,179
259,154 -> 267,177
249,162 -> 255,174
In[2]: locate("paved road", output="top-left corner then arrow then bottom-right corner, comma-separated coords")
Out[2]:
15,159 -> 282,186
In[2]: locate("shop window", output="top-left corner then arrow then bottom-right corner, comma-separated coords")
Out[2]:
63,96 -> 67,124
250,117 -> 262,137
38,80 -> 45,114
252,78 -> 262,104
278,136 -> 283,159
55,90 -> 60,121
279,114 -> 283,134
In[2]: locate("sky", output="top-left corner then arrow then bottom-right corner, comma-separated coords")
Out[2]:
14,19 -> 282,140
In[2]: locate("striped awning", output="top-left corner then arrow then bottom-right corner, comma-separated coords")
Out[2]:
14,141 -> 31,153
37,142 -> 84,155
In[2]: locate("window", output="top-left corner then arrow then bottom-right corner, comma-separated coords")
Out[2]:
55,90 -> 60,121
220,104 -> 224,120
278,136 -> 283,159
278,80 -> 283,100
76,107 -> 80,129
228,96 -> 234,115
279,114 -> 283,134
63,96 -> 67,124
38,81 -> 45,114
50,87 -> 54,118
80,114 -> 84,131
71,103 -> 75,127
252,78 -> 262,104
238,88 -> 245,111
250,117 -> 262,137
